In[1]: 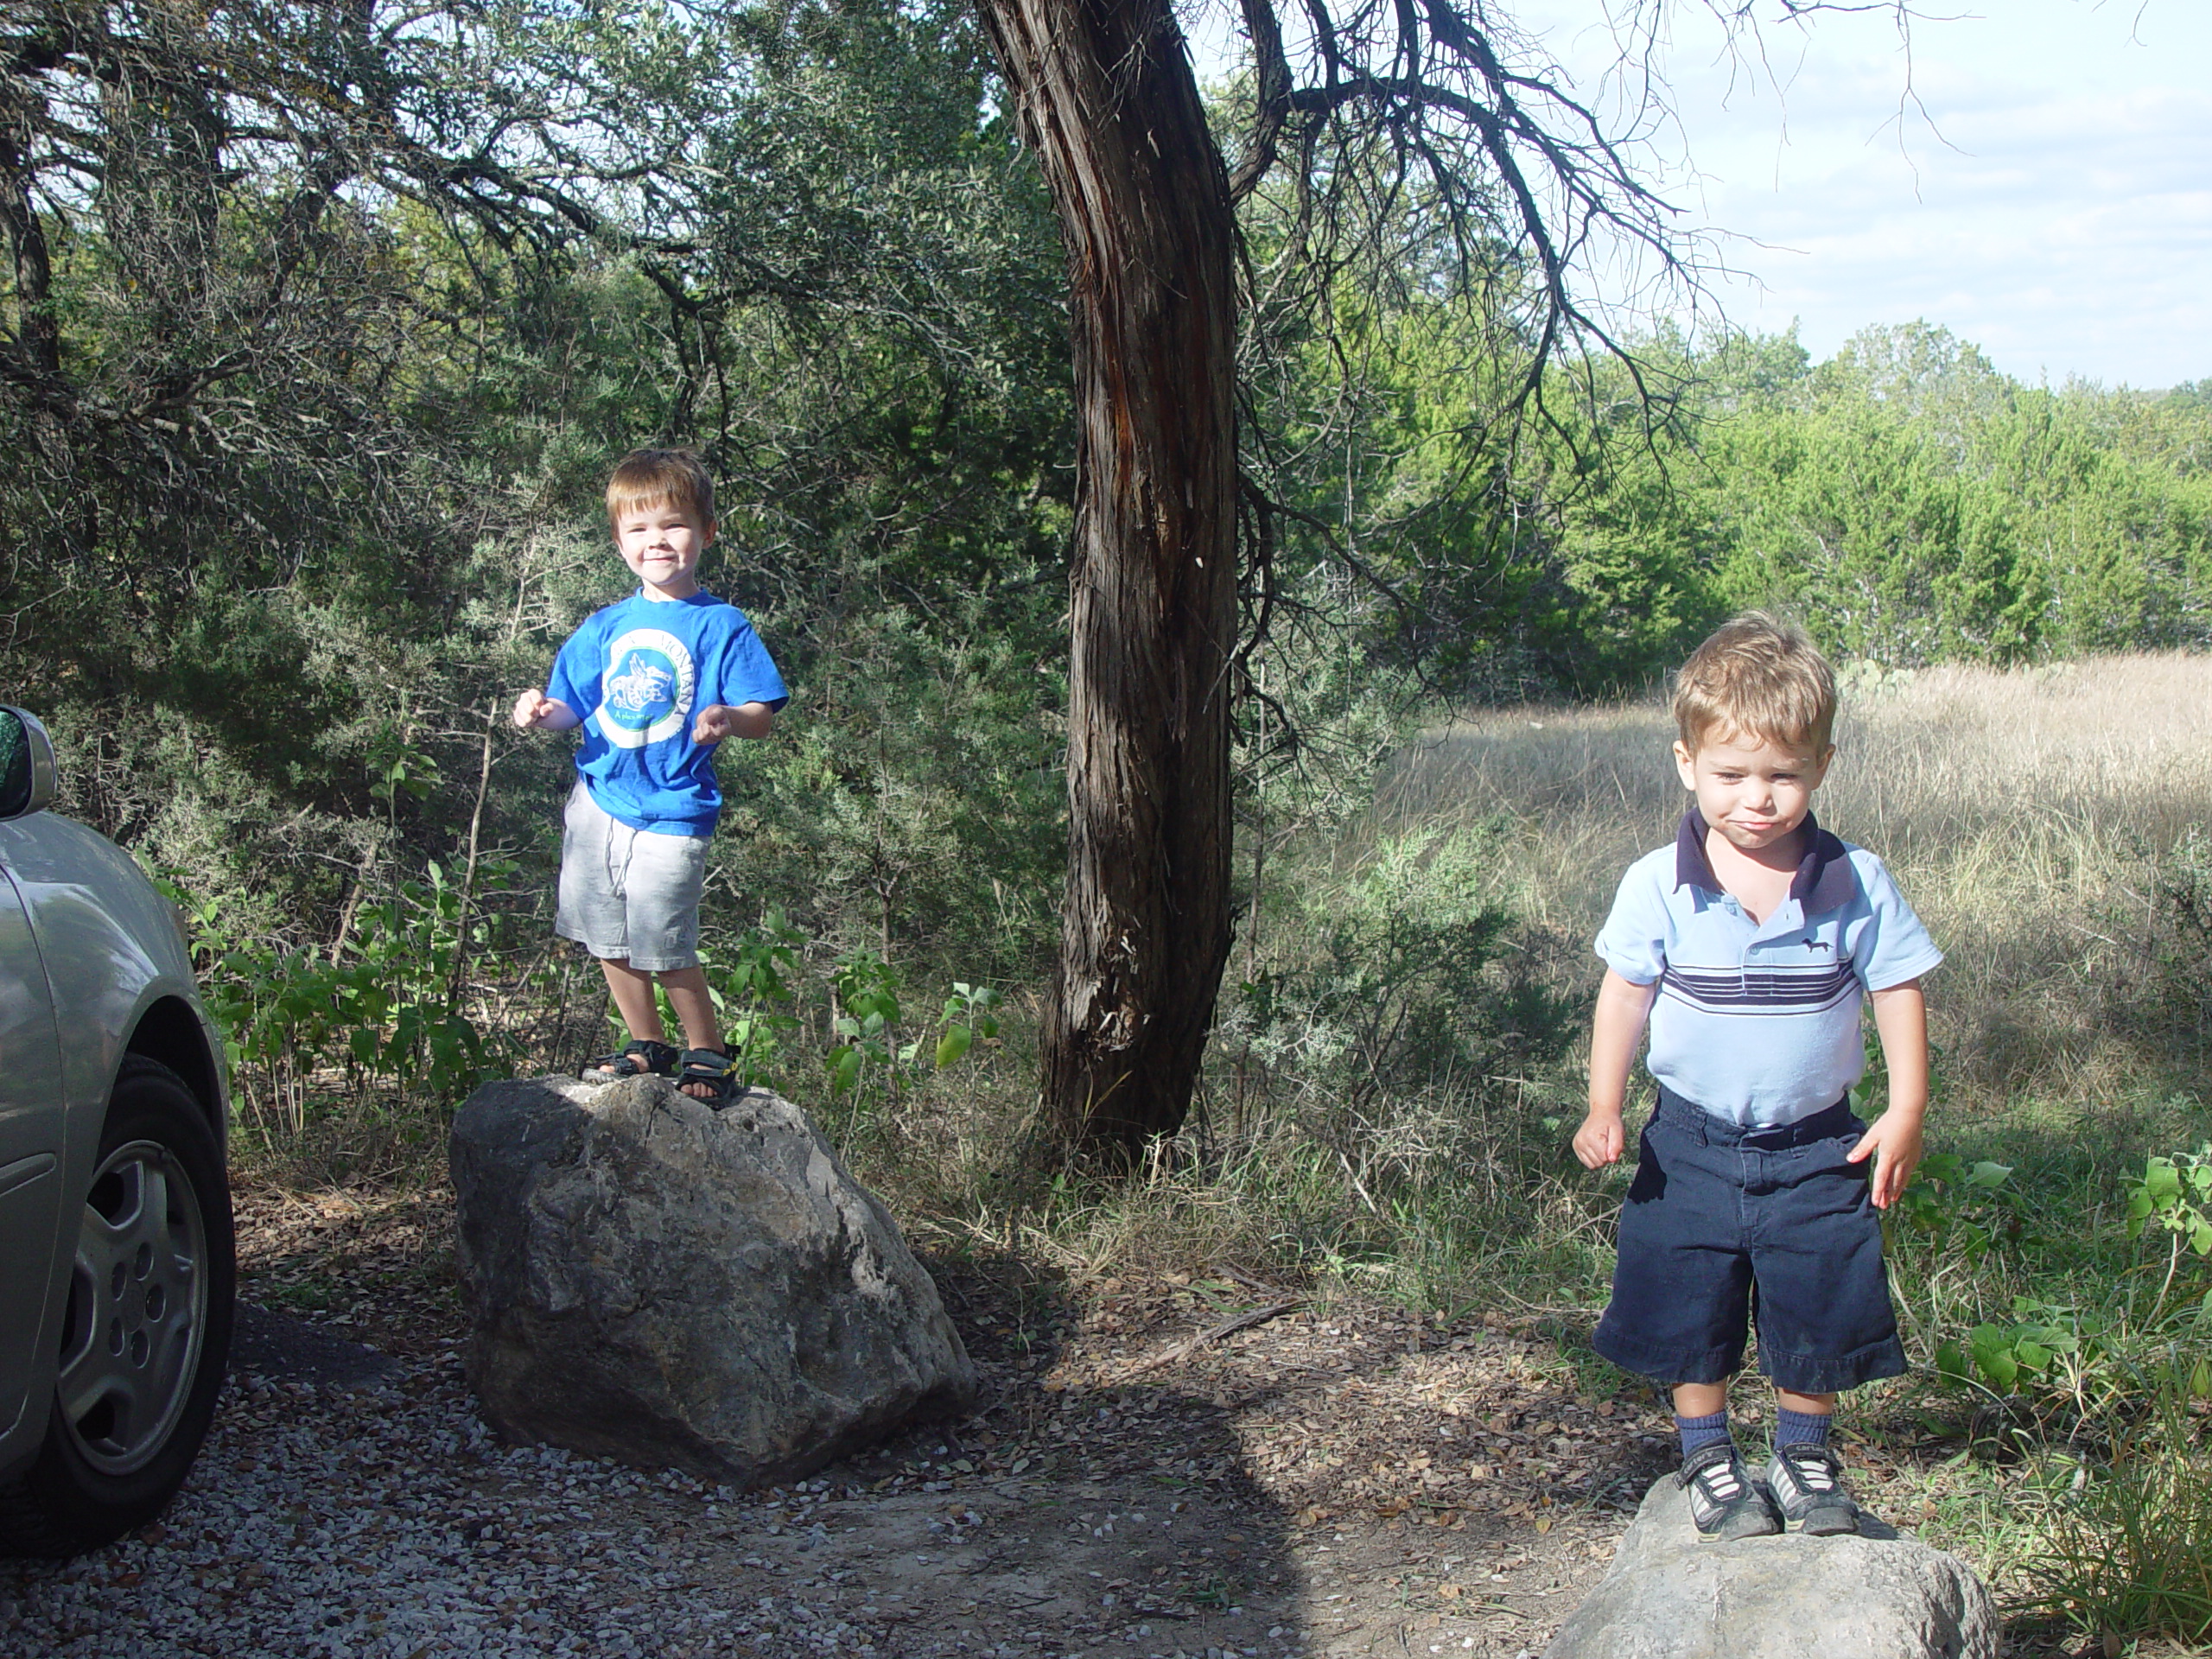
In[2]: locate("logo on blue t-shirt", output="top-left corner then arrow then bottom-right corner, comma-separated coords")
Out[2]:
606,651 -> 674,723
594,627 -> 695,749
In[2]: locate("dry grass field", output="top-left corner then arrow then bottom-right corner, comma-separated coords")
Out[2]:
1372,652 -> 2212,1116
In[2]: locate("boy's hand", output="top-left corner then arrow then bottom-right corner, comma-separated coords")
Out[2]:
1579,969 -> 1655,1172
693,702 -> 774,744
1847,1110 -> 1925,1209
1573,1109 -> 1625,1169
512,690 -> 574,730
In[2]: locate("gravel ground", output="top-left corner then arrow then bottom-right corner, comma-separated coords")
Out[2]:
2,1177 -> 2013,1658
1,1325 -> 1625,1659
2,1358 -> 838,1659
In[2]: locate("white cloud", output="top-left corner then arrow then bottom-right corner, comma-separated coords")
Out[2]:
1528,0 -> 2212,385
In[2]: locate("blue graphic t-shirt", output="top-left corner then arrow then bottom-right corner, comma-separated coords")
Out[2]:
545,590 -> 789,836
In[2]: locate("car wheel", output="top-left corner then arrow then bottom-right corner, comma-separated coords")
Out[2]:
0,1056 -> 234,1556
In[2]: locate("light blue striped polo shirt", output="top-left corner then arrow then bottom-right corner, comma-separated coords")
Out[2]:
1595,810 -> 1943,1128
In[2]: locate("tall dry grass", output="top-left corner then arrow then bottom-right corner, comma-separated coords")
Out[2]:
1370,654 -> 2212,1109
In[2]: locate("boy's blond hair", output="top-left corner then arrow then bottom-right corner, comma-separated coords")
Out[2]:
1673,613 -> 1837,753
606,448 -> 716,528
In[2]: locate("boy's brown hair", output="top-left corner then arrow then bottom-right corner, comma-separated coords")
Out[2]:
606,448 -> 715,528
1672,612 -> 1837,753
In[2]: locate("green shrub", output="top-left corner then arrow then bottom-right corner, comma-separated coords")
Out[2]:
1224,822 -> 1571,1103
1911,1148 -> 2212,1428
2141,831 -> 2212,1052
696,912 -> 808,1089
2016,1388 -> 2212,1648
170,860 -> 524,1138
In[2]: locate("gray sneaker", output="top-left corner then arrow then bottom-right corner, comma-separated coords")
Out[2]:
1762,1442 -> 1861,1535
1678,1440 -> 1782,1541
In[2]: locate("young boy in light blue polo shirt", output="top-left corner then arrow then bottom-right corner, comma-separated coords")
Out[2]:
1573,613 -> 1941,1541
513,448 -> 788,1105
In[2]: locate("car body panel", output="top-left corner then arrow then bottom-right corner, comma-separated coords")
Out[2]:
0,865 -> 67,1437
0,809 -> 226,1483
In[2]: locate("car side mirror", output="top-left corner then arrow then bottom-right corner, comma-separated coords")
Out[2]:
0,706 -> 58,820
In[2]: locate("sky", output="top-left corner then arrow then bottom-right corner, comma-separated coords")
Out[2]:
1189,0 -> 2211,389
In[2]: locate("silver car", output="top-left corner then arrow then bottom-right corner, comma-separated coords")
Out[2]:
0,706 -> 233,1554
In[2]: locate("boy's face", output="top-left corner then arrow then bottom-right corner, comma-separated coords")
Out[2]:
613,498 -> 715,600
1672,728 -> 1834,856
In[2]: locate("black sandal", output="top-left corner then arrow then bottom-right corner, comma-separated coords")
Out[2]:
675,1047 -> 739,1107
580,1039 -> 680,1082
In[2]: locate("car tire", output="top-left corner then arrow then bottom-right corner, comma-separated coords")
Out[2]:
0,1056 -> 234,1556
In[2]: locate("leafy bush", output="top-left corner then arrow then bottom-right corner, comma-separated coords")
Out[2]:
823,950 -> 1002,1110
2139,830 -> 2212,1051
1224,822 -> 1568,1103
1892,1151 -> 2022,1266
698,912 -> 808,1089
1915,1149 -> 2212,1441
170,861 -> 524,1139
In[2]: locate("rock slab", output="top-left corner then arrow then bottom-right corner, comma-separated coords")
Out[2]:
450,1074 -> 977,1483
1543,1473 -> 1999,1659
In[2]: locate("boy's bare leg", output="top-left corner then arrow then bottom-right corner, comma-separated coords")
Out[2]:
1673,1382 -> 1728,1420
1776,1389 -> 1836,1419
1675,1384 -> 1835,1420
657,967 -> 722,1053
598,957 -> 670,1046
589,959 -> 723,1095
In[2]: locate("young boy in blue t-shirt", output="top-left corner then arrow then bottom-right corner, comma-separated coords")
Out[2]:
1573,613 -> 1942,1541
512,448 -> 788,1105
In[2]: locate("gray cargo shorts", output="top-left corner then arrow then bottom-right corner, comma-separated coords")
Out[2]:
555,782 -> 708,971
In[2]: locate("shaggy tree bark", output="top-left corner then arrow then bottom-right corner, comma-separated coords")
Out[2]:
973,0 -> 1240,1162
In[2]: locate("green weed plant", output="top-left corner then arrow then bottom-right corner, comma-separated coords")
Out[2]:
168,861 -> 520,1141
698,912 -> 808,1088
2015,1387 -> 2212,1649
1880,1140 -> 2212,1645
1905,1148 -> 2212,1421
823,950 -> 1002,1117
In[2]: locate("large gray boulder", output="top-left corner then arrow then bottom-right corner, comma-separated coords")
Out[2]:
449,1073 -> 977,1484
1544,1472 -> 1999,1659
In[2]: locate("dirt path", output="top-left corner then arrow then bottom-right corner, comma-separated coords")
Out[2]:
239,1180 -> 1673,1653
3,1179 -> 1711,1656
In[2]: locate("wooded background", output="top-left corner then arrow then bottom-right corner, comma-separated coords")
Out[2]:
3,0 -> 2207,1150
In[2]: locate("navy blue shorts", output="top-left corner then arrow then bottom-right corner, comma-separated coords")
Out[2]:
1592,1088 -> 1907,1395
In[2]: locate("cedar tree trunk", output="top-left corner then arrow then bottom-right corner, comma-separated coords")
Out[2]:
974,0 -> 1240,1164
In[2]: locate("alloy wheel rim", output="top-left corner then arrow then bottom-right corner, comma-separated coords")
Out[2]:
55,1139 -> 209,1477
